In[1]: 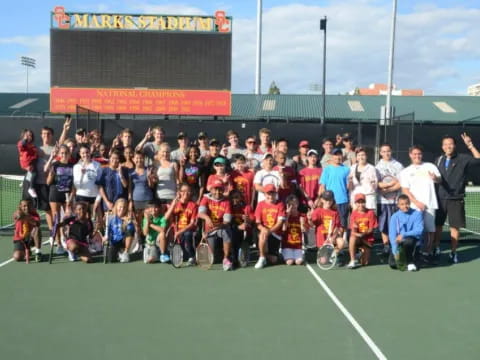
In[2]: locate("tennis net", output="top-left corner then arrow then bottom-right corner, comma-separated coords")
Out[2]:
462,186 -> 480,238
0,174 -> 24,228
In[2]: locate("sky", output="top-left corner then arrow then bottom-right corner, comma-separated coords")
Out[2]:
0,0 -> 479,95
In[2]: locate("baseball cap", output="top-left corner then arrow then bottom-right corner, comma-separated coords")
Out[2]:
321,190 -> 334,201
299,140 -> 310,147
76,128 -> 86,135
307,149 -> 318,156
332,148 -> 343,155
354,193 -> 366,202
198,131 -> 208,139
211,179 -> 224,188
177,131 -> 187,139
262,153 -> 273,161
209,138 -> 219,146
213,157 -> 226,165
263,183 -> 277,193
342,133 -> 352,141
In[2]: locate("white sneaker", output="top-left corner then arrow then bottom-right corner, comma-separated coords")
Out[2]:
407,263 -> 417,272
119,251 -> 130,263
56,246 -> 66,255
347,260 -> 360,269
67,250 -> 78,262
254,257 -> 266,269
48,237 -> 54,246
187,257 -> 195,266
27,188 -> 38,198
33,247 -> 41,255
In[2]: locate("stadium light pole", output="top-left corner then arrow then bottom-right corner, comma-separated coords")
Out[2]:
385,0 -> 397,131
320,16 -> 327,125
21,56 -> 36,95
255,0 -> 263,95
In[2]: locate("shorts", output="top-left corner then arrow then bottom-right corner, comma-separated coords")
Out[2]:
13,239 -> 32,251
66,238 -> 88,249
133,200 -> 149,210
49,186 -> 68,203
337,203 -> 350,228
423,208 -> 436,233
75,195 -> 96,204
206,227 -> 232,246
377,203 -> 397,234
267,234 -> 281,256
435,199 -> 466,229
282,248 -> 303,260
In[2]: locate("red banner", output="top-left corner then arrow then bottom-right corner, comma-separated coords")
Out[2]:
50,87 -> 231,116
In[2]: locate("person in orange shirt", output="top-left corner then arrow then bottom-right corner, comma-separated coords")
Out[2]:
230,154 -> 255,207
282,195 -> 304,265
206,157 -> 233,197
230,189 -> 254,267
254,184 -> 286,269
348,193 -> 378,268
12,199 -> 41,262
310,190 -> 344,251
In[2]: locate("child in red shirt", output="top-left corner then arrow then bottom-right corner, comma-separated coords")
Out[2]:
231,154 -> 255,207
17,129 -> 38,198
282,195 -> 304,265
12,199 -> 41,262
298,149 -> 322,209
254,184 -> 286,269
348,193 -> 378,268
273,151 -> 297,203
310,190 -> 344,251
164,183 -> 198,264
206,157 -> 233,196
230,189 -> 254,267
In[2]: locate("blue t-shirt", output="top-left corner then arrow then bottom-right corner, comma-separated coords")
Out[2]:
130,169 -> 153,202
95,167 -> 128,208
319,164 -> 350,204
107,215 -> 135,244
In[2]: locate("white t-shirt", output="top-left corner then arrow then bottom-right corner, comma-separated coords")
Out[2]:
73,160 -> 101,198
400,162 -> 440,210
253,169 -> 281,202
375,158 -> 404,204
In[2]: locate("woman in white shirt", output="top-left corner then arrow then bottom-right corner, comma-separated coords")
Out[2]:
73,144 -> 101,215
348,147 -> 378,210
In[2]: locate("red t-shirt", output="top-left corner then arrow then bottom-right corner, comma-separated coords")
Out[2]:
349,209 -> 378,244
231,170 -> 254,205
199,194 -> 232,229
283,213 -> 303,249
172,201 -> 198,231
273,165 -> 297,202
13,210 -> 40,241
255,200 -> 286,237
207,174 -> 233,193
17,140 -> 38,170
298,167 -> 322,202
231,202 -> 255,229
311,207 -> 341,247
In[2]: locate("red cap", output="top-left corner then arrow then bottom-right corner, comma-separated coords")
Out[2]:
211,179 -> 224,189
299,140 -> 310,147
263,184 -> 277,193
354,193 -> 366,202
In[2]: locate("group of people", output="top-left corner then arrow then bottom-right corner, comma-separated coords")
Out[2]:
12,114 -> 480,271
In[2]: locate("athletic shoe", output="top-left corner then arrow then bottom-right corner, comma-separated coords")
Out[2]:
433,247 -> 441,257
222,258 -> 233,271
27,188 -> 38,198
56,246 -> 66,255
48,237 -> 54,246
383,244 -> 390,255
187,257 -> 195,266
449,252 -> 458,264
143,247 -> 149,264
407,263 -> 417,272
159,254 -> 170,263
347,260 -> 360,269
33,247 -> 41,255
67,250 -> 78,262
254,256 -> 267,269
119,251 -> 130,263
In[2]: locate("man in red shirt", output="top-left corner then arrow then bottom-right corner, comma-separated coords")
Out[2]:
198,179 -> 233,271
254,184 -> 286,269
273,151 -> 297,203
298,149 -> 322,210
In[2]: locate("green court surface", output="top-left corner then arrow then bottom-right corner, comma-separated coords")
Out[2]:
1,230 -> 480,360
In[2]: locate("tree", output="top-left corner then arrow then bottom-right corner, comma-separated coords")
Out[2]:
268,81 -> 280,95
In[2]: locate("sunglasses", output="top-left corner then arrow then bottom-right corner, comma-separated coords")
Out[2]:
247,141 -> 256,144
214,163 -> 225,166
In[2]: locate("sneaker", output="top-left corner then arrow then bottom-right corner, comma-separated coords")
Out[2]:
222,258 -> 233,271
449,252 -> 458,264
56,246 -> 66,255
187,257 -> 195,266
33,247 -> 41,255
67,250 -> 78,262
159,253 -> 170,263
143,247 -> 149,264
433,247 -> 441,257
254,256 -> 267,269
383,244 -> 390,255
347,260 -> 360,269
119,251 -> 130,263
48,236 -> 54,246
407,263 -> 417,272
27,188 -> 38,198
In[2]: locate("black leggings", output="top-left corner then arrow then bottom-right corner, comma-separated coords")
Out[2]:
402,236 -> 418,264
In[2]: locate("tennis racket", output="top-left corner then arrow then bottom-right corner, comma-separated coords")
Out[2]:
89,220 -> 104,254
48,214 -> 60,264
103,212 -> 111,264
196,231 -> 214,270
170,223 -> 183,269
316,221 -> 337,270
238,213 -> 250,268
381,174 -> 397,201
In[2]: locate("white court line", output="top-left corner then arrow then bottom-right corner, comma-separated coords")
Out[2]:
306,264 -> 388,360
0,240 -> 51,269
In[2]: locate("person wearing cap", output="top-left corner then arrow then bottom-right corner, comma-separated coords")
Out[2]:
309,190 -> 344,251
225,130 -> 245,159
243,135 -> 262,171
298,149 -> 322,209
197,131 -> 209,160
319,148 -> 350,230
71,128 -> 89,162
135,126 -> 165,167
293,140 -> 310,171
198,179 -> 233,271
207,157 -> 233,196
254,183 -> 286,269
170,132 -> 189,163
342,133 -> 356,167
320,138 -> 335,168
388,194 -> 424,272
253,153 -> 286,203
347,193 -> 378,269
203,138 -> 231,175
348,147 -> 378,211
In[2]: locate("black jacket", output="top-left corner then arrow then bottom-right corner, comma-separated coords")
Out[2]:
435,152 -> 480,200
